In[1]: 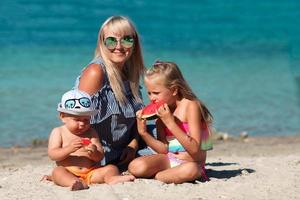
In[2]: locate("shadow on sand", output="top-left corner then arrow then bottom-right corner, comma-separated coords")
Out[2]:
204,162 -> 255,180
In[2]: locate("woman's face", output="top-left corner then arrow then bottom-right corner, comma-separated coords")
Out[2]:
103,29 -> 134,68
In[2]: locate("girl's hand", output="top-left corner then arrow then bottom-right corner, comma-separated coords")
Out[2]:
157,104 -> 175,126
136,110 -> 148,136
68,138 -> 83,153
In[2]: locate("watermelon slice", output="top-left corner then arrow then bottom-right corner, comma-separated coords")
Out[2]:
141,101 -> 165,120
81,138 -> 91,145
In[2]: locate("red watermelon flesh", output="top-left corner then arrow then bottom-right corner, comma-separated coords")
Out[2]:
81,138 -> 91,145
141,101 -> 165,120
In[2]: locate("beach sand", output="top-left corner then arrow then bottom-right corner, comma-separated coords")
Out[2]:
0,135 -> 299,200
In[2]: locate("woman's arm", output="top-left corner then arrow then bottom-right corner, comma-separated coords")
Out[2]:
118,123 -> 139,165
118,137 -> 139,165
78,63 -> 104,95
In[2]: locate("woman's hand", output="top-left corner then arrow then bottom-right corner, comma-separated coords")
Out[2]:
85,143 -> 97,156
136,110 -> 148,136
118,146 -> 136,166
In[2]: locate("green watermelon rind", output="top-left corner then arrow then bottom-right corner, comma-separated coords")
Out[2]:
141,113 -> 158,120
141,101 -> 164,120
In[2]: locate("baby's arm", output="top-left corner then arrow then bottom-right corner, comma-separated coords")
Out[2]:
85,129 -> 104,162
48,127 -> 82,161
136,110 -> 168,154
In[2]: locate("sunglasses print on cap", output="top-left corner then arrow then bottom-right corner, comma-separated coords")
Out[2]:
65,97 -> 91,109
104,35 -> 134,50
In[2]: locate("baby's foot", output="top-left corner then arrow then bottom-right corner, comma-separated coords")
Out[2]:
121,170 -> 132,176
40,175 -> 52,182
107,175 -> 135,185
70,180 -> 89,191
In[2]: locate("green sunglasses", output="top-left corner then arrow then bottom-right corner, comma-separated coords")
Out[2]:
104,35 -> 134,50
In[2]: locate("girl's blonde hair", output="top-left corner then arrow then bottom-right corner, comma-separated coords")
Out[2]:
94,16 -> 145,104
145,61 -> 213,124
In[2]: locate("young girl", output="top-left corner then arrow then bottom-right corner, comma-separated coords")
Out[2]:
128,61 -> 213,184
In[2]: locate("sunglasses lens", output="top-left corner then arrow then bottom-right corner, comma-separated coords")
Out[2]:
104,37 -> 117,50
121,36 -> 134,48
65,99 -> 76,109
79,97 -> 91,108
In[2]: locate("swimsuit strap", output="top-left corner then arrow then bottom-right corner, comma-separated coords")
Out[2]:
165,122 -> 189,137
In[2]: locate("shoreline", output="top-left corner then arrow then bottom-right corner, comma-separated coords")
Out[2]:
2,131 -> 299,148
1,135 -> 300,199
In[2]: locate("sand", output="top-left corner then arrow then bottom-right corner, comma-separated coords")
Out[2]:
0,135 -> 300,200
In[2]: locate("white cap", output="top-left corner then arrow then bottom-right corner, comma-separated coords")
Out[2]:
57,89 -> 97,116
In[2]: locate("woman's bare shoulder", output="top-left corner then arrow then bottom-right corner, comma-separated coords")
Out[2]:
78,63 -> 104,94
82,63 -> 103,78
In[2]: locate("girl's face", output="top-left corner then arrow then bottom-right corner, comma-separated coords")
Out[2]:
103,29 -> 134,67
144,76 -> 177,105
61,114 -> 91,135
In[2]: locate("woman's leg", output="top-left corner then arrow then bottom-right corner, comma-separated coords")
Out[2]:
51,166 -> 88,191
155,162 -> 202,184
128,154 -> 170,178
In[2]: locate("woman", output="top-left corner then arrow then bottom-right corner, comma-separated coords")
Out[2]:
75,16 -> 145,169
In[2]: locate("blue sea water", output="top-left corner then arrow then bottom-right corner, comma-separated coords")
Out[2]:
0,0 -> 300,147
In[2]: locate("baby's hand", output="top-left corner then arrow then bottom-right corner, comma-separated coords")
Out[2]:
68,138 -> 83,153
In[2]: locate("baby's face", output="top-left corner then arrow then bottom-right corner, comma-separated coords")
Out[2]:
62,114 -> 91,135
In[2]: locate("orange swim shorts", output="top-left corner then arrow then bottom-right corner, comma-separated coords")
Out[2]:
65,166 -> 99,185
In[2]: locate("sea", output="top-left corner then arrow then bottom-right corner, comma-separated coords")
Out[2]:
1,0 -> 300,147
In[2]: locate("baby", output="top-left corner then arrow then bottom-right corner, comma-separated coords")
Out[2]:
46,89 -> 134,190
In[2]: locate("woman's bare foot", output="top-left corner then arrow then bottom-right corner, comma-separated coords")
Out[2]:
70,180 -> 89,191
106,175 -> 135,185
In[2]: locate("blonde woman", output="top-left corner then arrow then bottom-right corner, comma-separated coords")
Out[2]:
75,16 -> 145,169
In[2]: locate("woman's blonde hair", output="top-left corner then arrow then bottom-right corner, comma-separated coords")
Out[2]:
94,16 -> 145,104
145,61 -> 213,124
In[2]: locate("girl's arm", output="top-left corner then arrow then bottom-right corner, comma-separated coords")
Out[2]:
159,102 -> 201,159
136,110 -> 168,154
48,128 -> 83,161
78,63 -> 104,95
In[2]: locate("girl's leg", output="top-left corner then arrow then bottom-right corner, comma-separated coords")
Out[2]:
90,164 -> 135,185
128,154 -> 170,178
51,166 -> 88,191
155,162 -> 202,184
